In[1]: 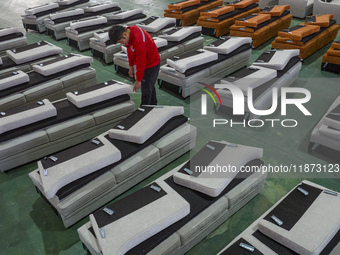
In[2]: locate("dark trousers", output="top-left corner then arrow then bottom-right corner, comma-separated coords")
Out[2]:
141,63 -> 160,105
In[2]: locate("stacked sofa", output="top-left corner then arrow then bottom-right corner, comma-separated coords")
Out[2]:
0,80 -> 135,172
164,0 -> 223,26
90,16 -> 176,64
113,26 -> 204,74
129,16 -> 177,36
197,0 -> 261,37
0,53 -> 97,111
158,36 -> 252,98
77,140 -> 267,254
65,9 -> 146,51
22,0 -> 91,33
44,2 -> 121,40
0,41 -> 63,75
215,49 -> 302,120
218,180 -> 340,255
321,39 -> 340,74
271,14 -> 340,59
29,105 -> 197,227
229,5 -> 292,48
309,95 -> 340,155
0,27 -> 28,54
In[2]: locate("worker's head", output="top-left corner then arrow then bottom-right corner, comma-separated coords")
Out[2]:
109,25 -> 130,45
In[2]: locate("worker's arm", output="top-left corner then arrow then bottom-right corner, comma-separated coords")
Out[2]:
126,46 -> 135,77
134,41 -> 147,82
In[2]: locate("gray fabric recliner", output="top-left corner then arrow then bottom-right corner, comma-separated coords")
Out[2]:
279,0 -> 314,18
313,0 -> 340,24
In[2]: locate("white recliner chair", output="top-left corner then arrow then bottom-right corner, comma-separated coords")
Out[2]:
279,0 -> 314,18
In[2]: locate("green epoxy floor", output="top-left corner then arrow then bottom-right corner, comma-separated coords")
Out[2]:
1,1 -> 340,254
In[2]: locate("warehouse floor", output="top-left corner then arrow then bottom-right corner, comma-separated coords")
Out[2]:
1,0 -> 340,254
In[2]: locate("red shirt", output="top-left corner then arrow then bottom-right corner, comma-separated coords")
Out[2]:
125,26 -> 160,81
